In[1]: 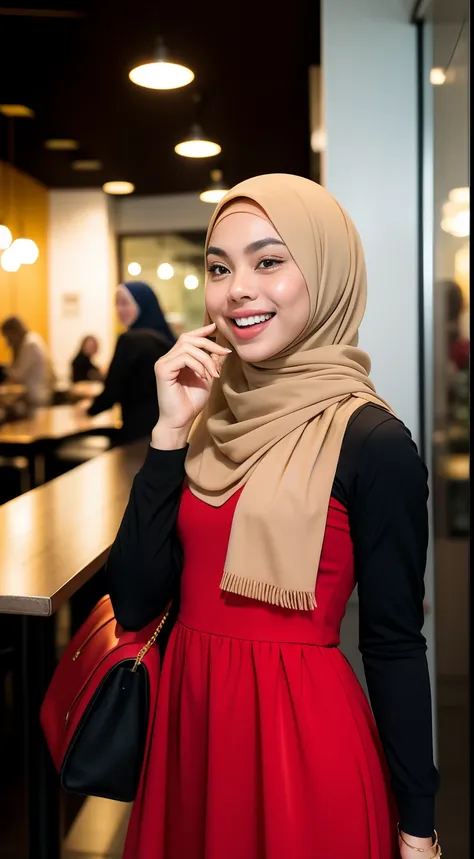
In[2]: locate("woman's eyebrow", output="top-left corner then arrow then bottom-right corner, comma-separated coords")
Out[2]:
206,238 -> 285,258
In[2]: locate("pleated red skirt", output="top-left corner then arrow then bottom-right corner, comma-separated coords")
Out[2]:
123,488 -> 399,859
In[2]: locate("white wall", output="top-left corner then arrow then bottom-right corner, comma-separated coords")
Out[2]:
322,0 -> 436,721
48,190 -> 117,384
116,192 -> 211,235
323,0 -> 419,438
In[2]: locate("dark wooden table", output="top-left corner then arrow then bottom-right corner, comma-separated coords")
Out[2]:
0,440 -> 148,859
0,404 -> 121,487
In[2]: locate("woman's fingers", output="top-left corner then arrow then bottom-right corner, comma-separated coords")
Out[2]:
180,334 -> 231,356
158,343 -> 219,380
174,354 -> 212,382
181,344 -> 221,378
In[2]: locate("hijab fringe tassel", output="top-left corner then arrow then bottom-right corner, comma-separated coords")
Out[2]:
220,572 -> 316,612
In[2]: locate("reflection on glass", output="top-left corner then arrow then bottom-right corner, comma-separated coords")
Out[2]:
120,233 -> 206,336
424,3 -> 469,855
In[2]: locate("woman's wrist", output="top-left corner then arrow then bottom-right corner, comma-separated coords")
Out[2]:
398,826 -> 439,856
151,422 -> 190,451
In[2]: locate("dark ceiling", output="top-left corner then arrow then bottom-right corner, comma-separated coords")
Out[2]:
0,1 -> 320,195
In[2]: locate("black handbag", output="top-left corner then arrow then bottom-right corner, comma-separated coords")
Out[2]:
40,595 -> 168,801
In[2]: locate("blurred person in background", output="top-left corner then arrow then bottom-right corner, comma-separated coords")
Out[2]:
79,281 -> 175,444
71,335 -> 104,383
0,315 -> 54,408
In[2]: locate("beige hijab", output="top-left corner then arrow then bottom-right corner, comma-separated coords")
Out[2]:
186,174 -> 390,611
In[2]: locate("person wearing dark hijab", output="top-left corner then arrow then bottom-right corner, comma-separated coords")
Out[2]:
122,280 -> 176,345
86,282 -> 174,443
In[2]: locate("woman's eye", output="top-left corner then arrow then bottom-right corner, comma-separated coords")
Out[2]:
258,258 -> 282,270
208,263 -> 229,276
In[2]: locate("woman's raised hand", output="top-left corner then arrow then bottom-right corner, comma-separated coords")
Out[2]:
152,323 -> 230,449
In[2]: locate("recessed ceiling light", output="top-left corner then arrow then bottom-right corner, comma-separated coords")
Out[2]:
45,138 -> 80,151
72,159 -> 104,171
102,181 -> 135,196
0,104 -> 35,118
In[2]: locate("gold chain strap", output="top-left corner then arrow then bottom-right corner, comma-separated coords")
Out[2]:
398,826 -> 441,857
131,611 -> 169,673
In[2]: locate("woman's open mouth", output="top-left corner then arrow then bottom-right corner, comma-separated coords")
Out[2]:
229,313 -> 276,340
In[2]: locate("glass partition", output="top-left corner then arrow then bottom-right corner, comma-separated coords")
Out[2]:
119,232 -> 207,336
420,1 -> 469,855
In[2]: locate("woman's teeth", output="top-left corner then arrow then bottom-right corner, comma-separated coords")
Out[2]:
233,314 -> 274,328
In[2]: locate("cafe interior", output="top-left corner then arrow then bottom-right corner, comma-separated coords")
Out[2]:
0,1 -> 470,857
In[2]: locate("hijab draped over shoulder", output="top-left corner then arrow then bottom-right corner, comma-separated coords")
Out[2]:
186,174 -> 390,611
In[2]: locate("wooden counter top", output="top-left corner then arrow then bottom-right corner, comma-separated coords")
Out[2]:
0,441 -> 148,616
0,404 -> 121,445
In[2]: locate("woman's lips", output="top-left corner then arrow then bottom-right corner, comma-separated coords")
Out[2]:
228,314 -> 275,341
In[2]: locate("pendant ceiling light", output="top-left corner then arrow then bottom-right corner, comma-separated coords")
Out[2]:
175,93 -> 221,159
199,170 -> 229,203
129,37 -> 194,91
175,127 -> 221,158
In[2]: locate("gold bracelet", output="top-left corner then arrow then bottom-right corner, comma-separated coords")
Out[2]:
397,825 -> 439,853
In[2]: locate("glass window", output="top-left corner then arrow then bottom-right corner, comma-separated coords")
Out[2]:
420,1 -> 469,854
119,232 -> 207,336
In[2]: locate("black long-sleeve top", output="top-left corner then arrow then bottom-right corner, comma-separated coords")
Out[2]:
71,352 -> 103,383
106,403 -> 439,837
87,329 -> 170,444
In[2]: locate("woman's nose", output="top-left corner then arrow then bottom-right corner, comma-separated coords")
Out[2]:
227,270 -> 258,302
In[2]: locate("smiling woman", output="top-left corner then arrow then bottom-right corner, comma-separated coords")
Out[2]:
106,174 -> 439,859
205,201 -> 310,361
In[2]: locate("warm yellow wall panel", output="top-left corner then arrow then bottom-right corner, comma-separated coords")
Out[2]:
0,162 -> 49,362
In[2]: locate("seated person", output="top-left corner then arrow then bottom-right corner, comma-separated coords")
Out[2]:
0,316 -> 54,407
71,335 -> 104,383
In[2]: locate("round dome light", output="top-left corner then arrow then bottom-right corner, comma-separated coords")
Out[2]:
1,246 -> 21,272
184,274 -> 199,290
157,263 -> 174,280
0,224 -> 13,250
128,261 -> 142,276
430,67 -> 446,86
102,181 -> 135,195
11,238 -> 39,265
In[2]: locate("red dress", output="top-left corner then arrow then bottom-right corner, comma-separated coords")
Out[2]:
123,487 -> 398,859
